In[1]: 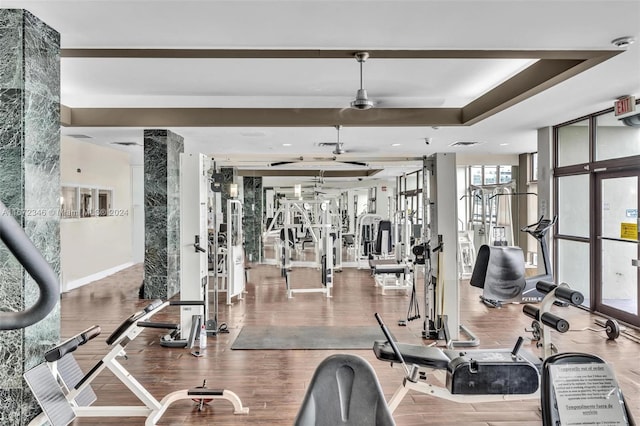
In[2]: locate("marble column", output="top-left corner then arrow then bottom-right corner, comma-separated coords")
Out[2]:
0,9 -> 61,425
243,176 -> 263,263
219,167 -> 235,218
143,129 -> 184,299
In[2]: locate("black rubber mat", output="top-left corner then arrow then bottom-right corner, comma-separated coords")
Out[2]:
231,325 -> 390,350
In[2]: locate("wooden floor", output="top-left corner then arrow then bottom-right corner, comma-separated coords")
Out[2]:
60,263 -> 640,425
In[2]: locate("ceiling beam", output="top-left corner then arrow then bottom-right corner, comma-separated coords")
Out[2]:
65,107 -> 462,127
60,48 -> 620,60
237,169 -> 382,177
60,48 -> 621,128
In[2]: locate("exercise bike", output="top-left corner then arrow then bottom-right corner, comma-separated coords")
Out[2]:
470,215 -> 557,307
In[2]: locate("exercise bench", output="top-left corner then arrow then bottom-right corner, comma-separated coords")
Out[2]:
24,299 -> 249,426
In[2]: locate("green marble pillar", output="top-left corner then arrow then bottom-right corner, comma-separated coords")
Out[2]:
143,129 -> 184,299
243,176 -> 263,263
0,9 -> 61,425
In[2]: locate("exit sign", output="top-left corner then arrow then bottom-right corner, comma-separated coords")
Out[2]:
614,95 -> 636,116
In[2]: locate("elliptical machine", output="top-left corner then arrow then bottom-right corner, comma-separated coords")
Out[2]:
470,216 -> 557,307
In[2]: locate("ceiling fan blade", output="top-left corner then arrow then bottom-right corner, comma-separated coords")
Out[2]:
339,161 -> 368,167
270,161 -> 298,167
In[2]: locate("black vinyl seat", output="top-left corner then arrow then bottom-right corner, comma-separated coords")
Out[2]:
294,354 -> 395,426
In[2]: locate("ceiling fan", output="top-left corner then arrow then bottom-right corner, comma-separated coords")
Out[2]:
350,52 -> 375,110
270,125 -> 368,167
316,125 -> 368,166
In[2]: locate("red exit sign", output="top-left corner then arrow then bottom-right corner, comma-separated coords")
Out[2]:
614,95 -> 636,116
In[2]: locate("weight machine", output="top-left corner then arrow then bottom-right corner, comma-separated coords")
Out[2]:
372,281 -> 634,425
275,200 -> 334,298
24,300 -> 249,426
226,198 -> 246,305
420,154 -> 478,347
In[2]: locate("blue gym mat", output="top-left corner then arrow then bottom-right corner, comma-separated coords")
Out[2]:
231,325 -> 391,350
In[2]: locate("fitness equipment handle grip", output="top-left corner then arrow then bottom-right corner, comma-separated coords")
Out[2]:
535,280 -> 557,295
169,300 -> 205,306
535,280 -> 584,305
0,199 -> 59,330
540,312 -> 570,333
523,304 -> 540,320
553,285 -> 584,306
144,299 -> 164,312
44,325 -> 101,362
374,313 -> 410,373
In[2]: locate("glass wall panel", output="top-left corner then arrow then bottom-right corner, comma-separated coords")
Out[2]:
557,119 -> 589,166
557,239 -> 590,307
483,166 -> 497,184
557,174 -> 590,237
499,166 -> 512,183
601,239 -> 638,315
595,111 -> 640,161
470,166 -> 482,185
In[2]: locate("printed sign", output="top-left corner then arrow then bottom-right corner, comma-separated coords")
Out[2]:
550,363 -> 628,425
621,222 -> 638,240
626,208 -> 638,218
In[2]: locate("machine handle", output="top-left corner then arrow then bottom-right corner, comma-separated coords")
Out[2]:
540,312 -> 570,333
374,313 -> 411,377
522,304 -> 540,320
0,200 -> 59,330
553,285 -> 584,306
535,280 -> 583,305
44,325 -> 101,362
535,280 -> 557,294
194,235 -> 206,253
144,299 -> 165,312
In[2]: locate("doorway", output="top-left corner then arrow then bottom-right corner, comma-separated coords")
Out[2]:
595,170 -> 639,326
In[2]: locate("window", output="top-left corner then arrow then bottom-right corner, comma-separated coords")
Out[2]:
60,186 -> 79,218
530,152 -> 538,182
60,185 -> 114,219
499,166 -> 512,184
595,110 -> 640,161
557,119 -> 590,166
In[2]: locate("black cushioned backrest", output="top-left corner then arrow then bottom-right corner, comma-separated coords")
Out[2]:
374,220 -> 392,255
295,354 -> 395,426
470,245 -> 526,300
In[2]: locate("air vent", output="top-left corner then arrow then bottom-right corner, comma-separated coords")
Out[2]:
450,141 -> 482,147
67,134 -> 92,139
111,141 -> 140,147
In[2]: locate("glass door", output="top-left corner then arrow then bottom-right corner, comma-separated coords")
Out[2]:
595,170 -> 639,326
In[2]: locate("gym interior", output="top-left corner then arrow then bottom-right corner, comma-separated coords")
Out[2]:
1,2 -> 639,425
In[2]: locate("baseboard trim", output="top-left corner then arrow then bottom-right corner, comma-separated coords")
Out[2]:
64,262 -> 136,292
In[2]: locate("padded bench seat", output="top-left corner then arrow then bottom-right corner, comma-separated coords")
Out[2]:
368,259 -> 410,275
373,340 -> 458,370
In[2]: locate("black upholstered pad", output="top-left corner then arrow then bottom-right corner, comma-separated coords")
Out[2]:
373,340 -> 457,370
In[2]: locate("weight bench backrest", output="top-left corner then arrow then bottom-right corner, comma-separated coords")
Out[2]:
294,354 -> 395,426
541,352 -> 635,426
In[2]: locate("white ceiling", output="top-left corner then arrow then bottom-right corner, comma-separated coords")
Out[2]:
5,0 -> 640,185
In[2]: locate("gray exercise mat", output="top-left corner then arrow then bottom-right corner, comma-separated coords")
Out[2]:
231,325 -> 389,350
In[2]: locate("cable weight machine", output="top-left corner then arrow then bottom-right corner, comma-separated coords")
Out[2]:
420,154 -> 478,347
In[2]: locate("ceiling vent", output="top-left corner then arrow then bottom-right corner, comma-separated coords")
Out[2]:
67,134 -> 92,139
450,141 -> 482,147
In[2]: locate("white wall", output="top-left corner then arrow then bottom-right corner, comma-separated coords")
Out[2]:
60,137 -> 133,291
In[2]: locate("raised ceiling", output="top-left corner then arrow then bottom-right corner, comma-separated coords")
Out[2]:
4,0 -> 640,182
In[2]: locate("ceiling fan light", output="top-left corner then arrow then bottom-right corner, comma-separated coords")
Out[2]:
351,89 -> 374,110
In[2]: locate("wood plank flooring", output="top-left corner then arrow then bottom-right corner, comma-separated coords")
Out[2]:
59,263 -> 640,425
